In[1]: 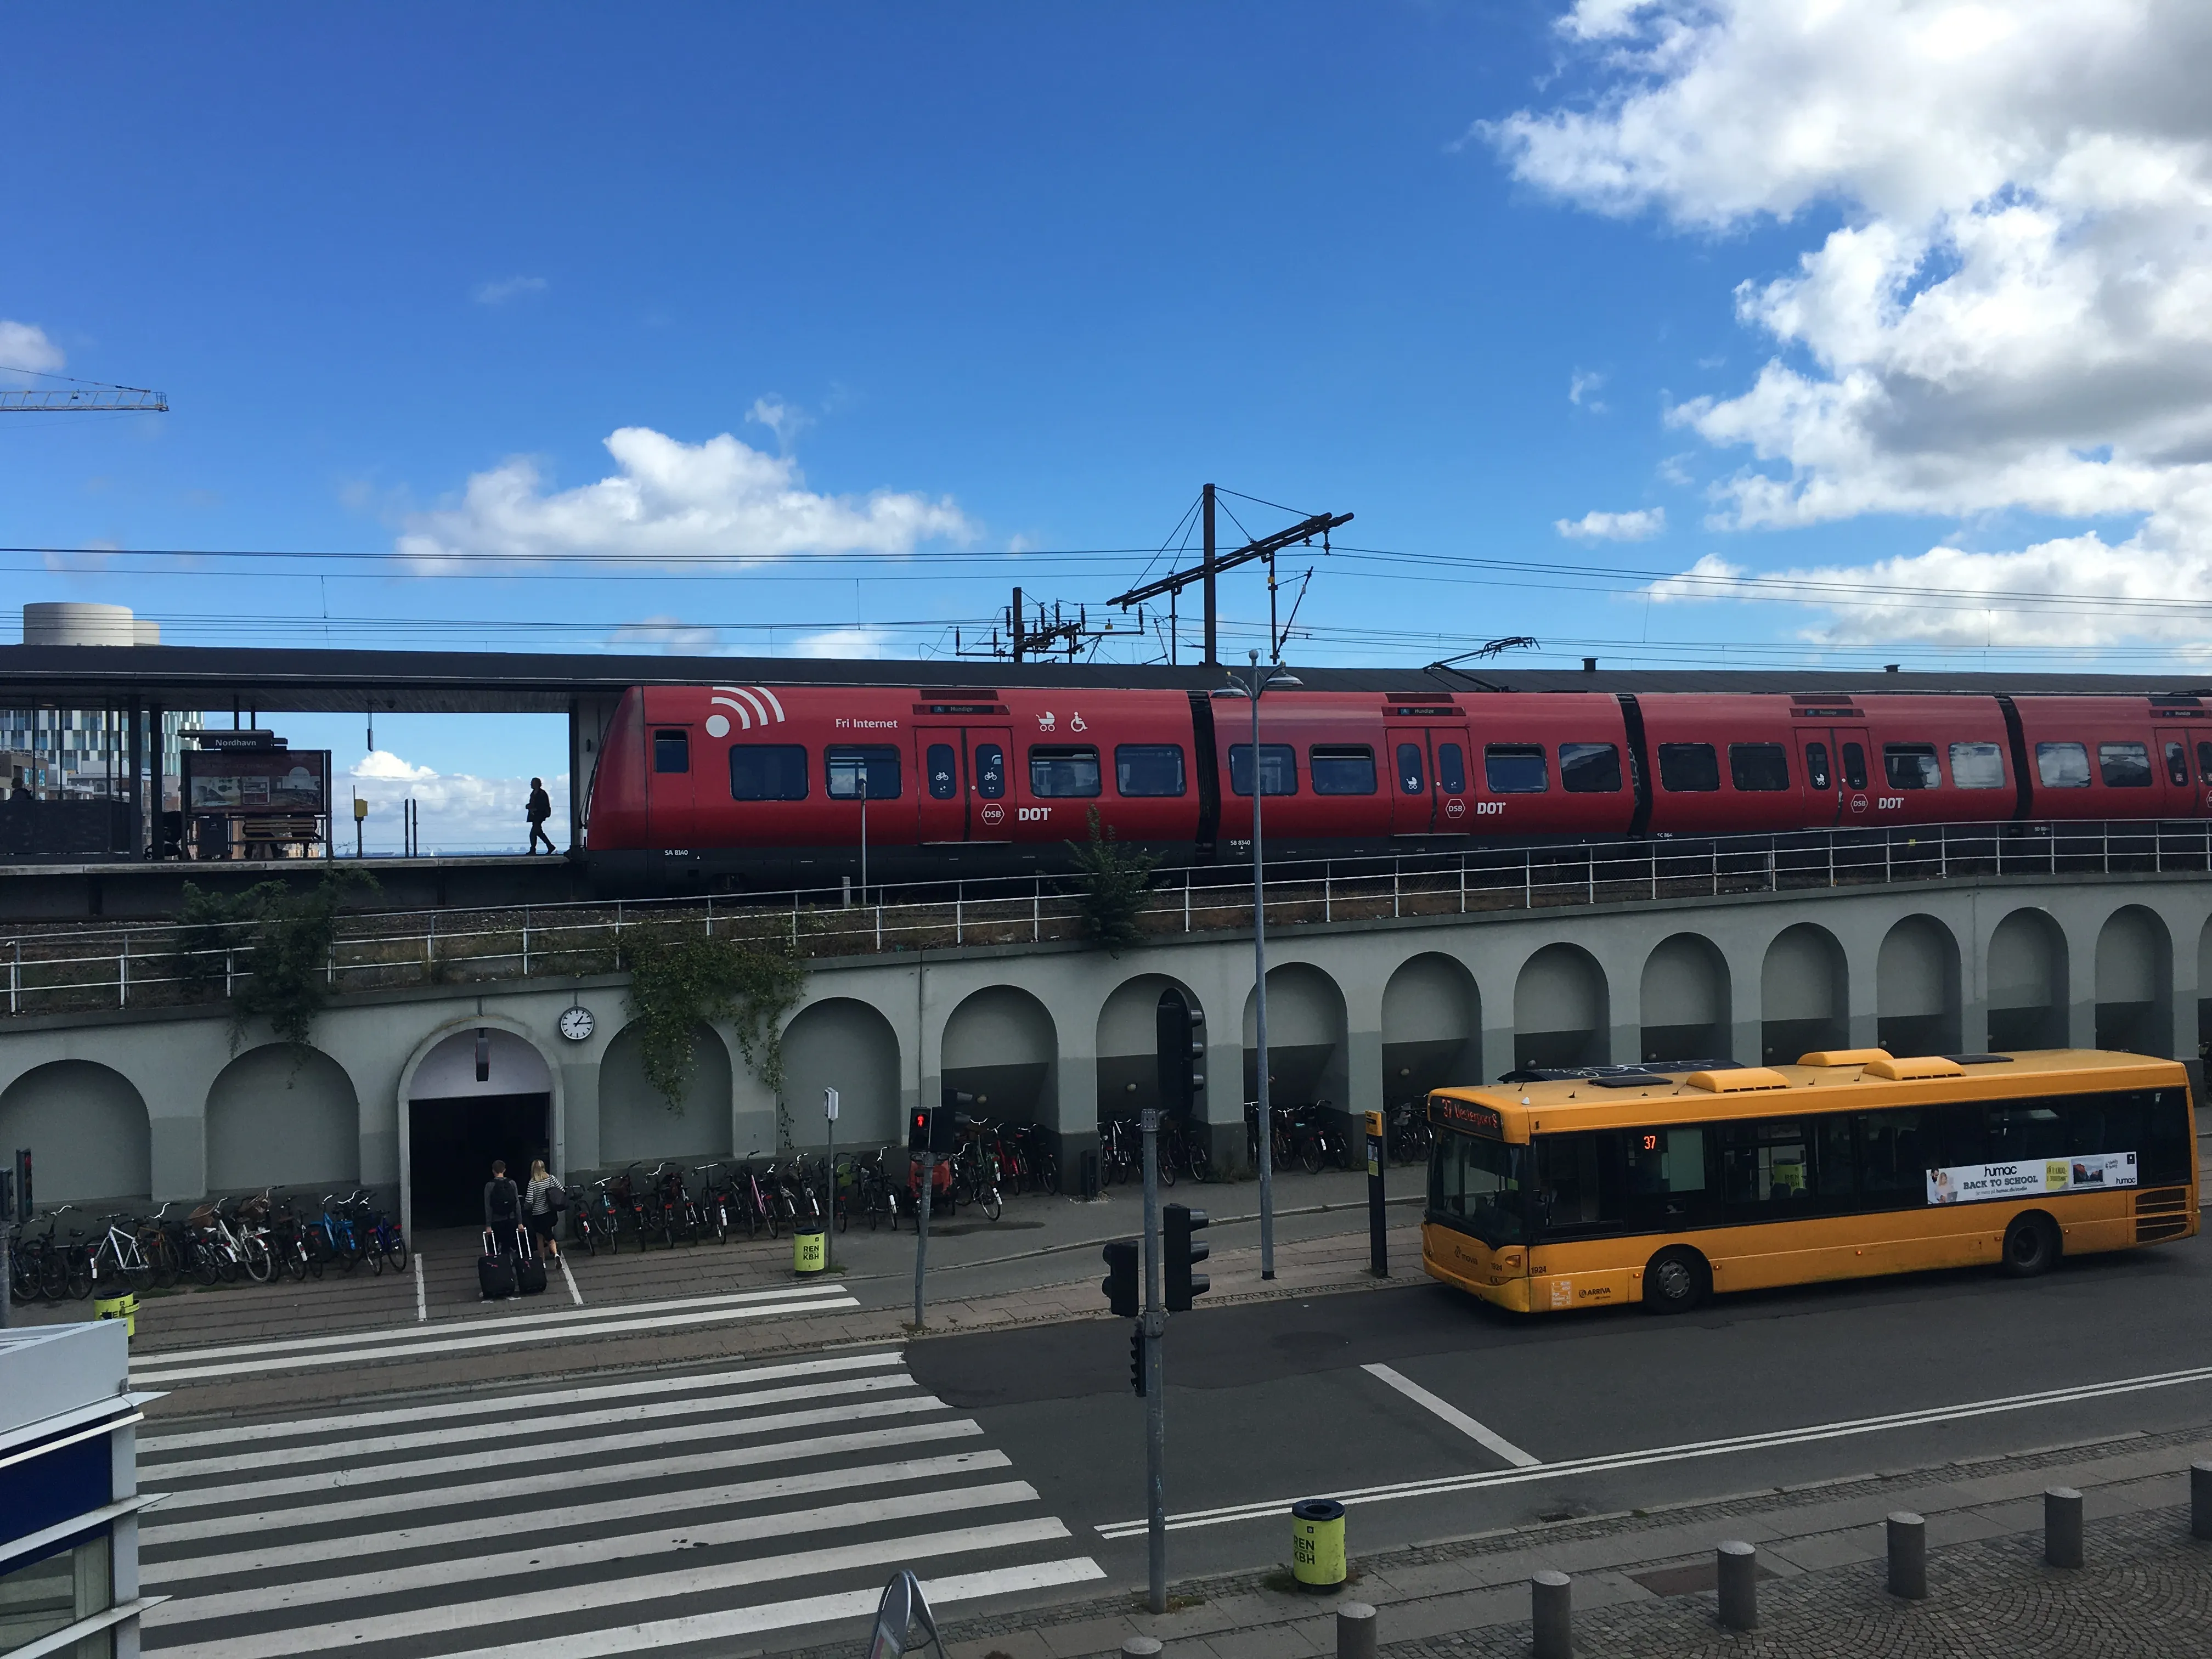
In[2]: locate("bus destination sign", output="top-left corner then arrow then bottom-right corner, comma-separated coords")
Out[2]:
1430,1096 -> 1504,1137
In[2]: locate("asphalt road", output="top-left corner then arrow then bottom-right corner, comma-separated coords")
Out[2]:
907,1222 -> 2212,1584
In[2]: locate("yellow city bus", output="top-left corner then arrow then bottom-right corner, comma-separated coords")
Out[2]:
1421,1049 -> 2199,1314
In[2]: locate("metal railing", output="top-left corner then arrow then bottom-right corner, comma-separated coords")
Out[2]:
5,819 -> 2209,1020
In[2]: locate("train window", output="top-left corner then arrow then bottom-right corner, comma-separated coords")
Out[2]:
1560,742 -> 1622,793
2035,742 -> 2091,787
1841,742 -> 1869,790
1436,742 -> 1468,794
2166,741 -> 2190,787
1396,744 -> 1425,795
1882,744 -> 1941,789
1115,744 -> 1186,797
926,744 -> 959,800
1483,744 -> 1548,793
729,744 -> 809,802
1729,743 -> 1791,791
826,745 -> 902,801
1029,745 -> 1102,797
653,730 -> 690,774
1657,742 -> 1719,792
975,743 -> 1006,798
2199,741 -> 2212,782
1311,746 -> 1378,795
1805,742 -> 1831,789
1228,744 -> 1297,796
1949,742 -> 2006,789
2098,742 -> 2153,787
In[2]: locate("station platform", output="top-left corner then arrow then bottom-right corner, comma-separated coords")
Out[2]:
0,851 -> 586,919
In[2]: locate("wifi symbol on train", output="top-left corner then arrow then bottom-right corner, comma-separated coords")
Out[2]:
705,686 -> 788,737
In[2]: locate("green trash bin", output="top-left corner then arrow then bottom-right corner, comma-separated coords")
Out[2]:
1291,1498 -> 1346,1593
793,1229 -> 826,1275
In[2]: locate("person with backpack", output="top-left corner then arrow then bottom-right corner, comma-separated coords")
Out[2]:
483,1159 -> 521,1232
526,778 -> 556,855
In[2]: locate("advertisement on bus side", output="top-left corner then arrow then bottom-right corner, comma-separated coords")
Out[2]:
1926,1152 -> 2136,1205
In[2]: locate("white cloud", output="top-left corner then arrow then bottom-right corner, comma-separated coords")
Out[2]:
473,275 -> 548,306
1557,506 -> 1666,541
396,426 -> 974,567
747,396 -> 812,448
347,752 -> 567,853
1491,0 -> 2212,647
610,616 -> 721,653
792,625 -> 895,658
0,320 -> 64,381
1568,369 -> 1607,410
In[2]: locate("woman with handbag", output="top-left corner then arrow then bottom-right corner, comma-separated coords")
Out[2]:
524,1159 -> 564,1259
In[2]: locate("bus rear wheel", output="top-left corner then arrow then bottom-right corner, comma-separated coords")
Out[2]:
1643,1248 -> 1708,1314
2001,1212 -> 2061,1277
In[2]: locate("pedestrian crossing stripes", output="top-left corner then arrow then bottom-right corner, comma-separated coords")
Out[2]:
127,1281 -> 858,1384
138,1351 -> 1103,1659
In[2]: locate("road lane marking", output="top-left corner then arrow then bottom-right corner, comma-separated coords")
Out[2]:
141,1419 -> 986,1548
153,1393 -> 951,1512
139,1351 -> 905,1452
560,1251 -> 583,1306
148,1516 -> 1078,1659
142,1451 -> 1014,1584
129,1292 -> 859,1382
144,1481 -> 1042,1623
414,1252 -> 426,1322
142,1372 -> 917,1479
132,1282 -> 848,1368
436,1559 -> 1110,1659
1362,1363 -> 1539,1468
1096,1359 -> 2212,1537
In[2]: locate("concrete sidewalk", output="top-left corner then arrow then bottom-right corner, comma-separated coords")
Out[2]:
794,1424 -> 2212,1659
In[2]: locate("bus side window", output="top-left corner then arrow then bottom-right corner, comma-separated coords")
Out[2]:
1714,1118 -> 1811,1213
1812,1116 -> 1856,1202
1987,1102 -> 2067,1161
1854,1110 -> 1924,1205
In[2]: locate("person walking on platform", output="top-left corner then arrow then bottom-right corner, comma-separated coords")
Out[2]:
483,1159 -> 521,1236
526,777 -> 556,854
524,1158 -> 562,1260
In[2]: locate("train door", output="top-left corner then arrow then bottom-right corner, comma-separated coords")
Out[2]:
1799,730 -> 1840,826
1385,725 -> 1433,834
1833,725 -> 1874,823
969,726 -> 1014,840
2154,726 -> 2205,817
918,727 -> 967,842
646,723 -> 697,845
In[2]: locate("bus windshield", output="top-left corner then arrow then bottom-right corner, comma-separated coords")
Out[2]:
1429,1130 -> 1526,1245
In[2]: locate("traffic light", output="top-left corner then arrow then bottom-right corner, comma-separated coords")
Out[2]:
1165,1204 -> 1210,1311
1130,1324 -> 1146,1396
1101,1238 -> 1139,1318
12,1148 -> 27,1223
1155,990 -> 1205,1113
909,1097 -> 961,1156
907,1108 -> 933,1154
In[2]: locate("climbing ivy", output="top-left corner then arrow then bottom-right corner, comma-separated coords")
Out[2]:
169,868 -> 380,1050
1064,805 -> 1160,956
621,919 -> 808,1121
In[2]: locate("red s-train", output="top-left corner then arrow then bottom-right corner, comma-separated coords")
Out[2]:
581,678 -> 2212,887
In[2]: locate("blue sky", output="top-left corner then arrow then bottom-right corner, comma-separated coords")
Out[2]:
6,3 -> 2206,845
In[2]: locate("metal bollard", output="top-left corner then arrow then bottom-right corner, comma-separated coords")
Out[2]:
1120,1639 -> 1163,1659
1335,1600 -> 1376,1659
2045,1487 -> 2084,1568
2193,1462 -> 2212,1542
1717,1540 -> 1758,1631
1531,1570 -> 1572,1659
1887,1511 -> 1927,1600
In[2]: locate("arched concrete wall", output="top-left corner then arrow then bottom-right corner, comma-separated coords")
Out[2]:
1381,953 -> 1480,1103
1243,962 -> 1349,1108
781,998 -> 903,1151
599,1020 -> 733,1164
1989,909 -> 2068,1050
1763,923 -> 1847,1064
1096,973 -> 1206,1122
0,1059 -> 151,1206
409,1026 -> 552,1099
1514,944 -> 1607,1070
2097,905 -> 2172,1055
394,1013 -> 569,1239
1640,934 -> 1730,1064
206,1044 -> 360,1195
942,984 -> 1057,1123
1877,915 -> 1962,1057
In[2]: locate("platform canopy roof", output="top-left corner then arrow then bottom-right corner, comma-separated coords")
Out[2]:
0,642 -> 2202,715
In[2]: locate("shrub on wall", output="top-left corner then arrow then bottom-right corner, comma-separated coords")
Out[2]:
169,868 -> 381,1050
1065,805 -> 1159,956
621,919 -> 808,1128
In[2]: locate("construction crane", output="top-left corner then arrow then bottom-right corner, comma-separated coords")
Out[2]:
0,384 -> 167,412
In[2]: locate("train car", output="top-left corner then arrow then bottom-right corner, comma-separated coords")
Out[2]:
581,681 -> 2212,890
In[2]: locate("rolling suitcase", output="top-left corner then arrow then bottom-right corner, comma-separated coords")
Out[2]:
477,1227 -> 517,1300
514,1226 -> 549,1296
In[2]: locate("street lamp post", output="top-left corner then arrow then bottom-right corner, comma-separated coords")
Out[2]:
1212,649 -> 1301,1280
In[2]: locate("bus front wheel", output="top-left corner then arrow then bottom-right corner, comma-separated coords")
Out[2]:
1643,1248 -> 1708,1314
2001,1213 -> 2061,1278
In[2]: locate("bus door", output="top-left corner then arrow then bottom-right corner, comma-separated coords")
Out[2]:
2154,725 -> 2206,817
646,722 -> 697,846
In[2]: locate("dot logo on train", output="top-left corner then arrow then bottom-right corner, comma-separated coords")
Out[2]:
579,680 -> 2212,888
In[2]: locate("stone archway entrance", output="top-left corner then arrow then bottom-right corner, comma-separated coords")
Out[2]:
407,1027 -> 554,1228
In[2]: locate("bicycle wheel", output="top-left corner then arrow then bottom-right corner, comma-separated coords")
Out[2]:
244,1237 -> 275,1284
1159,1152 -> 1178,1188
389,1233 -> 410,1272
303,1244 -> 323,1280
145,1232 -> 180,1291
1186,1140 -> 1212,1182
982,1189 -> 1002,1222
279,1240 -> 306,1282
366,1237 -> 385,1275
126,1256 -> 155,1295
213,1245 -> 241,1284
190,1241 -> 220,1286
66,1257 -> 93,1300
1300,1139 -> 1323,1176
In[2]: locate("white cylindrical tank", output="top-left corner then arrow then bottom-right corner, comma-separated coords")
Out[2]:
21,602 -> 158,646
